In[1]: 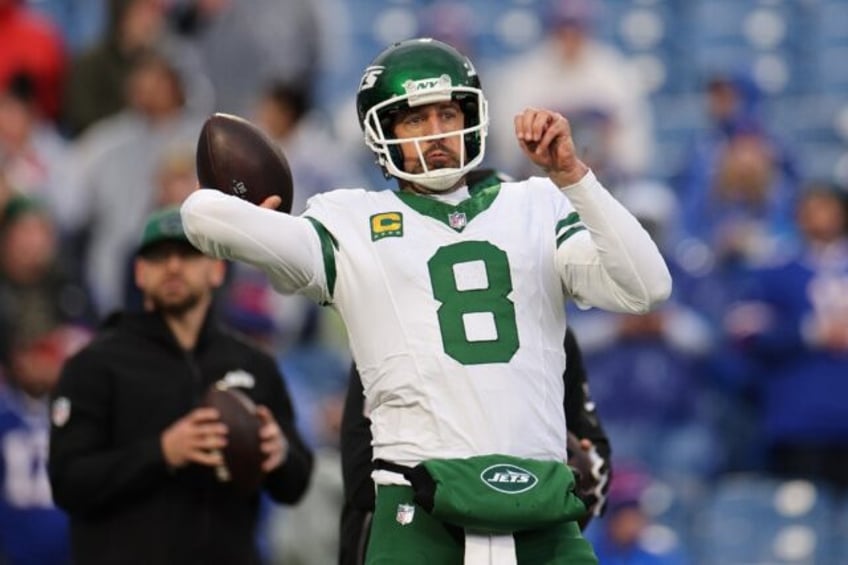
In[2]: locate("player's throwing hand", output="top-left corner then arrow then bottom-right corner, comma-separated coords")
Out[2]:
514,107 -> 589,188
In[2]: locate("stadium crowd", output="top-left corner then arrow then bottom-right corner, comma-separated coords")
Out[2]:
0,0 -> 847,563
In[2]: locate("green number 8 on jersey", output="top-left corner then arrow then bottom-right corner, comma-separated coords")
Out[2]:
427,241 -> 519,365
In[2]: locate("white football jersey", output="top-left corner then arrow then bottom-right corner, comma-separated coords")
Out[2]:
182,169 -> 670,473
303,176 -> 584,467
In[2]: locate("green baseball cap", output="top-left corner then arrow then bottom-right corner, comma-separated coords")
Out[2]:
137,206 -> 196,256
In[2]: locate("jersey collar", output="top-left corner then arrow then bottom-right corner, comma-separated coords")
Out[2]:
393,176 -> 501,233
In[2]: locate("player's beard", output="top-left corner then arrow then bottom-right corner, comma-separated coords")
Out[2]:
407,141 -> 462,174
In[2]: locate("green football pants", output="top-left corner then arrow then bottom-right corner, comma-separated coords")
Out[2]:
365,485 -> 599,565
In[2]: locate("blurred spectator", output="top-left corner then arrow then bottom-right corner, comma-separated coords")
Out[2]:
0,72 -> 72,226
658,158 -> 770,476
418,1 -> 478,60
671,117 -> 803,344
588,467 -> 690,564
254,81 -> 365,215
263,287 -> 348,565
276,304 -> 349,449
150,143 -> 197,208
682,72 -> 799,183
703,73 -> 764,139
220,264 -> 279,347
170,0 -> 323,116
62,0 -> 210,137
48,206 -> 312,565
678,123 -> 799,264
252,81 -> 364,367
486,0 -> 654,183
65,51 -> 203,315
0,323 -> 90,565
0,170 -> 13,210
268,372 -> 345,565
675,72 -> 801,269
121,143 -> 198,312
0,196 -> 94,367
725,184 -> 848,490
226,267 -> 350,565
29,0 -> 107,55
0,0 -> 66,121
570,180 -> 720,480
570,304 -> 720,481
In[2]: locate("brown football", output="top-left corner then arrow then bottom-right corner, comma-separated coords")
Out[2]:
196,113 -> 293,213
202,384 -> 264,495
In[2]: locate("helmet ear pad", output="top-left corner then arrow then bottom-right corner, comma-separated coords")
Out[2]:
378,108 -> 405,175
458,96 -> 481,162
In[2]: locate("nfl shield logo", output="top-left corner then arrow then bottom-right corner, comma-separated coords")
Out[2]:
51,397 -> 71,427
396,503 -> 415,525
448,211 -> 467,230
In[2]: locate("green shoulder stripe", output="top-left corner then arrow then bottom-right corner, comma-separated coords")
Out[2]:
555,212 -> 581,234
304,217 -> 338,301
556,225 -> 586,247
555,211 -> 585,247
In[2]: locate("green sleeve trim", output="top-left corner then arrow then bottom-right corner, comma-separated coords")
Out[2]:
555,212 -> 581,234
305,217 -> 338,301
556,225 -> 586,247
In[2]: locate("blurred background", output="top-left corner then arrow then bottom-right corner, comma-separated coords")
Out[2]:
1,0 -> 848,563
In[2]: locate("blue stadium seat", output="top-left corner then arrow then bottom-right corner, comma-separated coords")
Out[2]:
689,0 -> 754,44
814,1 -> 848,47
816,46 -> 848,92
650,93 -> 706,178
797,141 -> 846,183
695,475 -> 839,564
833,494 -> 848,564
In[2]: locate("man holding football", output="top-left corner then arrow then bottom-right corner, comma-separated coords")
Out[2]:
182,38 -> 671,564
48,207 -> 313,565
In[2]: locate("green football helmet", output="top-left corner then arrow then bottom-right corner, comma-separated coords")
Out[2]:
356,38 -> 488,191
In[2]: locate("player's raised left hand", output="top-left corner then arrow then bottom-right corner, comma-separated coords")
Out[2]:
514,107 -> 589,188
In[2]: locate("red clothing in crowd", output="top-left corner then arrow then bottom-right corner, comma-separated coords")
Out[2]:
0,2 -> 66,119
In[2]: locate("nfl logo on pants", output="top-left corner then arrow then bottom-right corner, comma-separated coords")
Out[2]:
396,503 -> 415,525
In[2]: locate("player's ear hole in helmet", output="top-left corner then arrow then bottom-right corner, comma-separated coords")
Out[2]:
356,37 -> 489,192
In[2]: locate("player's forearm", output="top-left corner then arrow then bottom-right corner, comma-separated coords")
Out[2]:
558,171 -> 672,312
181,190 -> 323,294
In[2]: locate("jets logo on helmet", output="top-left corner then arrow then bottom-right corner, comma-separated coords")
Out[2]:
359,66 -> 385,92
355,38 -> 489,192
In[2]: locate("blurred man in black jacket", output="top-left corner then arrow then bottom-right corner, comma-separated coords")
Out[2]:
49,207 -> 313,565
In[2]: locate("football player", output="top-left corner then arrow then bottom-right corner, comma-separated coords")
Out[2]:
181,38 -> 670,563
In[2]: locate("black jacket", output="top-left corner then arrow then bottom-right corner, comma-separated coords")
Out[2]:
338,328 -> 611,565
48,310 -> 313,565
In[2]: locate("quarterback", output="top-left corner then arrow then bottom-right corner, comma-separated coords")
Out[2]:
182,38 -> 671,564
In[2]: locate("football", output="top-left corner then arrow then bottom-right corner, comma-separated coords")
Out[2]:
202,383 -> 264,495
196,113 -> 294,213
